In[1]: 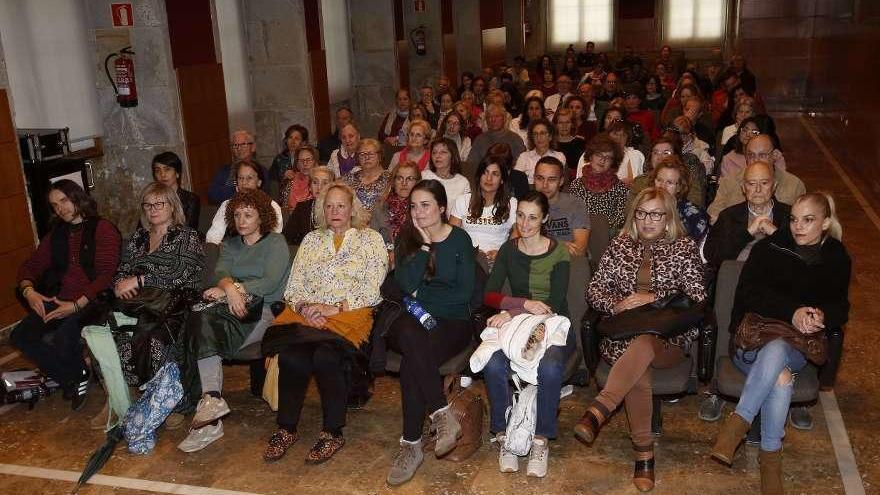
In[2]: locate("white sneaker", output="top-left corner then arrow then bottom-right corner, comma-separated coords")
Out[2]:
177,420 -> 224,453
495,433 -> 519,473
526,437 -> 549,478
191,394 -> 230,429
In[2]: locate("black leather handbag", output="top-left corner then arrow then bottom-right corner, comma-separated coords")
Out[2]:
597,293 -> 706,341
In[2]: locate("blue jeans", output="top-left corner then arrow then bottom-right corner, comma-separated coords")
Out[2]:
483,327 -> 575,439
733,339 -> 807,452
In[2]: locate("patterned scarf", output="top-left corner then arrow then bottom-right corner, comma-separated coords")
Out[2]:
584,170 -> 618,193
386,193 -> 409,240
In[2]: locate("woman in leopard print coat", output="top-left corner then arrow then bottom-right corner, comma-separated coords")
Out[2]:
574,187 -> 706,492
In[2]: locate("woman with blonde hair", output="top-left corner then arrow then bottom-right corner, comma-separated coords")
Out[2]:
711,191 -> 849,494
284,166 -> 336,245
390,119 -> 432,171
263,182 -> 388,464
575,187 -> 706,492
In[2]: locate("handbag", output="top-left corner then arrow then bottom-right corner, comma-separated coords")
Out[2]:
422,375 -> 484,462
597,293 -> 705,341
733,312 -> 828,365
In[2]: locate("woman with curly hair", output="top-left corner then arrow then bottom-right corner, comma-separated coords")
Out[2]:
179,188 -> 291,453
567,134 -> 629,233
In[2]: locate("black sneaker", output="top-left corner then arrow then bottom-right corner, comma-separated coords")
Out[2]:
789,406 -> 814,430
70,368 -> 90,411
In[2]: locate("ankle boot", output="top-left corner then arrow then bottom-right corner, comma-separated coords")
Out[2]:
710,412 -> 751,465
574,401 -> 611,445
632,444 -> 655,492
759,449 -> 784,495
430,405 -> 462,458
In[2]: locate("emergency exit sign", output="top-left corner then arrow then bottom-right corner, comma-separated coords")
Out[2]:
111,3 -> 133,27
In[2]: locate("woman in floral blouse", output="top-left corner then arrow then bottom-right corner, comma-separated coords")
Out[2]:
345,138 -> 391,212
566,134 -> 630,234
263,182 -> 388,465
650,156 -> 709,241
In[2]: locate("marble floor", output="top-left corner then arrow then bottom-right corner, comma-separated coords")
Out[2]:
0,115 -> 876,495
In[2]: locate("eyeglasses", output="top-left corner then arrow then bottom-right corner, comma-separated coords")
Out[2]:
395,176 -> 419,183
358,151 -> 378,158
662,126 -> 681,135
741,128 -> 761,136
746,152 -> 772,161
634,209 -> 666,221
141,201 -> 167,211
231,142 -> 254,149
297,157 -> 315,164
592,153 -> 614,163
652,149 -> 673,156
533,130 -> 550,137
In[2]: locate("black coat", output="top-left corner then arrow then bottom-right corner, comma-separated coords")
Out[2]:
705,200 -> 791,268
731,228 -> 851,342
177,188 -> 202,232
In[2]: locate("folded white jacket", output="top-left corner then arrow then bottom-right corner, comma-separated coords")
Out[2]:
470,313 -> 570,385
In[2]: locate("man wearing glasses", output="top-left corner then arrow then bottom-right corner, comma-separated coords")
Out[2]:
208,130 -> 270,204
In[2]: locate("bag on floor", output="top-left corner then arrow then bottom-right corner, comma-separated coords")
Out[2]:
123,361 -> 183,454
423,375 -> 484,462
503,379 -> 538,456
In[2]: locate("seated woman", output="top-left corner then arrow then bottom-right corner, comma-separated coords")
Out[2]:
345,138 -> 391,213
437,112 -> 472,162
262,183 -> 387,464
371,161 -> 421,255
481,191 -> 573,478
379,88 -> 411,147
206,162 -> 284,245
670,115 -> 713,174
566,134 -> 629,234
630,135 -> 706,208
152,151 -> 201,230
711,192 -> 850,494
283,145 -> 319,209
650,156 -> 709,241
386,180 -> 476,486
178,189 -> 291,453
719,96 -> 756,150
575,187 -> 706,492
270,125 -> 307,202
602,121 -> 644,186
514,118 -> 566,184
421,137 -> 471,206
283,166 -> 336,245
390,120 -> 431,171
449,154 -> 518,268
553,108 -> 586,180
509,96 -> 546,147
720,115 -> 786,178
327,123 -> 360,178
704,161 -> 791,269
13,180 -> 121,411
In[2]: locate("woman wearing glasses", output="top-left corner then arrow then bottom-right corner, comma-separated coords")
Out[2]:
514,118 -> 566,184
206,162 -> 284,245
370,161 -> 422,261
566,134 -> 629,233
575,187 -> 706,492
283,145 -> 319,209
720,115 -> 786,178
389,120 -> 432,171
344,138 -> 391,212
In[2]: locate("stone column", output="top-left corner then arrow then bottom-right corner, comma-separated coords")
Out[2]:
402,0 -> 442,90
242,0 -> 316,166
349,0 -> 398,139
85,0 -> 185,233
453,0 -> 482,75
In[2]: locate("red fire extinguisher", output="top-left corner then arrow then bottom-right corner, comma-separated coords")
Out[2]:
410,26 -> 427,56
104,46 -> 138,108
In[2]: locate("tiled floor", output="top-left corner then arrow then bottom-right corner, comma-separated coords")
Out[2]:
0,116 -> 876,494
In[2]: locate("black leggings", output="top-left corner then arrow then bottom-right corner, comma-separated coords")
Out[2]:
276,342 -> 348,433
388,313 -> 473,441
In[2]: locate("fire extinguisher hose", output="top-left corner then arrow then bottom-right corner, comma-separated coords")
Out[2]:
104,52 -> 119,95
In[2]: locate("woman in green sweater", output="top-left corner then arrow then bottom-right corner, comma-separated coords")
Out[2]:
386,179 -> 476,486
180,189 -> 291,453
481,190 -> 573,478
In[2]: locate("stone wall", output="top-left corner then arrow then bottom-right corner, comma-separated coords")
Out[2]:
242,0 -> 316,166
349,0 -> 398,139
402,0 -> 443,90
85,0 -> 185,234
454,0 -> 482,75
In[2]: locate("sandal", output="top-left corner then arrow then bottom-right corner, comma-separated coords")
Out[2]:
305,431 -> 345,464
263,429 -> 299,462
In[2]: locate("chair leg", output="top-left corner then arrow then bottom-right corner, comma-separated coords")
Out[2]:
651,397 -> 663,435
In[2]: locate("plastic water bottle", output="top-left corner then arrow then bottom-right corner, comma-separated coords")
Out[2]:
403,296 -> 437,330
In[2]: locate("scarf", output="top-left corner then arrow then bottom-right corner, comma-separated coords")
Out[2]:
584,170 -> 618,193
386,193 -> 409,240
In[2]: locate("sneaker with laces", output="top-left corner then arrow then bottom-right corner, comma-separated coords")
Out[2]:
527,437 -> 549,478
191,394 -> 230,429
305,431 -> 345,464
386,437 -> 424,486
699,393 -> 725,422
495,433 -> 519,473
429,405 -> 461,458
263,429 -> 299,462
177,420 -> 224,453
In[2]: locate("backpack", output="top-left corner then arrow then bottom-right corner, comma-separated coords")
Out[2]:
503,378 -> 538,456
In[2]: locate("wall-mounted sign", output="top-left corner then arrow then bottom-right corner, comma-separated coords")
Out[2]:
111,3 -> 133,27
414,0 -> 426,13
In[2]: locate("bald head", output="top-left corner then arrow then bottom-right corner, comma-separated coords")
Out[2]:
745,134 -> 777,167
742,161 -> 776,207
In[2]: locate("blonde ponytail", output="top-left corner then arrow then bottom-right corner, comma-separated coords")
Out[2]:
795,191 -> 842,241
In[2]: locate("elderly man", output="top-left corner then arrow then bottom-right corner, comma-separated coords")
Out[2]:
707,134 -> 805,222
208,130 -> 269,204
533,157 -> 590,256
704,161 -> 791,268
468,103 -> 526,167
318,107 -> 354,162
596,71 -> 621,102
544,74 -> 574,118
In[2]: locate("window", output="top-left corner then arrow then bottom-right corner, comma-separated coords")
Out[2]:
664,0 -> 727,44
549,0 -> 614,51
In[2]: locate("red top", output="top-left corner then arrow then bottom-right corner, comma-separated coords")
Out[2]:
627,110 -> 660,141
17,219 -> 121,301
400,148 -> 430,171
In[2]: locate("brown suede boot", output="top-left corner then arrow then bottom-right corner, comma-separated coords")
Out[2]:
632,443 -> 655,492
573,401 -> 611,445
760,449 -> 784,495
710,412 -> 751,465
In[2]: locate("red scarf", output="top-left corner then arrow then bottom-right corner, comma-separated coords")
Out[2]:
386,193 -> 409,240
583,170 -> 618,193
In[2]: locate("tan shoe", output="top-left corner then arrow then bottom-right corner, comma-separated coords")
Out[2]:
632,444 -> 655,492
710,412 -> 751,465
760,449 -> 785,495
164,412 -> 186,430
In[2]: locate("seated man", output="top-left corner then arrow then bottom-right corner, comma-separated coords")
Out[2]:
13,180 -> 121,411
533,157 -> 590,256
317,107 -> 353,162
468,104 -> 527,168
206,162 -> 284,245
208,130 -> 270,204
707,134 -> 805,223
